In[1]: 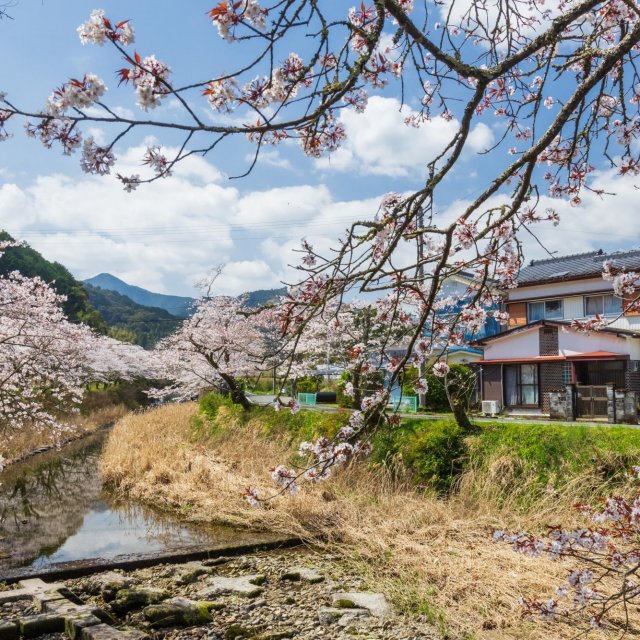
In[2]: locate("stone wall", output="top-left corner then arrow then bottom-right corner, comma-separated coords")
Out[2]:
549,385 -> 575,421
608,386 -> 638,424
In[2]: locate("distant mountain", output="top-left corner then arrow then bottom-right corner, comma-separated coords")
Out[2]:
84,273 -> 287,315
84,273 -> 194,317
244,287 -> 287,307
84,284 -> 182,348
0,231 -> 107,331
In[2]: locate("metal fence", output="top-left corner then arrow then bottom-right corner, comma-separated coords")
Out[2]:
297,393 -> 317,406
389,395 -> 418,413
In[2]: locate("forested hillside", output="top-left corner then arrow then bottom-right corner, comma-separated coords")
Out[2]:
84,284 -> 181,348
244,287 -> 287,307
84,273 -> 194,317
0,232 -> 107,331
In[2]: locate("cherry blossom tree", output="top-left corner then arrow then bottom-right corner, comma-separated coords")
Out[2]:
83,334 -> 163,384
152,294 -> 272,410
0,237 -> 162,448
289,297 -> 417,407
0,241 -> 97,436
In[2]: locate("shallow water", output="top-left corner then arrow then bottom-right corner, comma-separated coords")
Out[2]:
0,430 -> 246,571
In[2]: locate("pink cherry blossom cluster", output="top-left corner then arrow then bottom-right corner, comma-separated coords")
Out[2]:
142,145 -> 172,178
119,54 -> 171,111
80,137 -> 115,175
432,361 -> 450,377
245,408 -> 373,505
46,74 -> 107,116
208,1 -> 267,41
77,9 -> 135,46
454,219 -> 477,250
25,117 -> 82,156
602,259 -> 639,299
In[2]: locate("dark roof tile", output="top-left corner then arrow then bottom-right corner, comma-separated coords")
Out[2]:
517,248 -> 640,285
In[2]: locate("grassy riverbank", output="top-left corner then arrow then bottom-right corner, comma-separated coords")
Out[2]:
101,398 -> 640,639
3,405 -> 128,464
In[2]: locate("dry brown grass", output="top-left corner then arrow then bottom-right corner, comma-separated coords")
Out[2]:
3,404 -> 128,462
101,403 -> 631,639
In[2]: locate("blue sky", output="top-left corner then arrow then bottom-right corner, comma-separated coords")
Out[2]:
0,1 -> 638,296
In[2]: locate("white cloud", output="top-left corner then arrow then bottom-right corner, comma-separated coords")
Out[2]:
243,149 -> 292,171
83,105 -> 135,120
215,260 -> 283,295
0,144 -> 383,297
440,168 -> 640,263
315,96 -> 494,178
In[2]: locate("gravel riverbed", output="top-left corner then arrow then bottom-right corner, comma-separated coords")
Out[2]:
54,548 -> 440,640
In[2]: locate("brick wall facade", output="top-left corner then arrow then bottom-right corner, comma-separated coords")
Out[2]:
539,326 -> 559,356
540,361 -> 564,413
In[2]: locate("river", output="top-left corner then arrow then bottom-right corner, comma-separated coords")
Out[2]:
0,429 -> 259,573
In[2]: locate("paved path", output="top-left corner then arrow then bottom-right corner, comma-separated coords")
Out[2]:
246,393 -> 639,428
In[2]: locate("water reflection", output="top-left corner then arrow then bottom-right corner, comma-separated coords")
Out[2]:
0,432 -> 227,570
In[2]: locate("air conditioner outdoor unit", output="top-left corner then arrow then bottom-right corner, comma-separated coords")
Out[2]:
481,400 -> 501,417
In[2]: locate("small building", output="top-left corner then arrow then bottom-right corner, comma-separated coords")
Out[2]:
475,249 -> 640,421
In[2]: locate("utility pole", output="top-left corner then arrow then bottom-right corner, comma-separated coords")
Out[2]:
417,169 -> 434,411
417,205 -> 427,411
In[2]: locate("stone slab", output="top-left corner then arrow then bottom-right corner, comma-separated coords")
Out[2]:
318,607 -> 370,625
331,592 -> 393,617
65,614 -> 102,640
173,562 -> 215,585
281,567 -> 324,583
111,587 -> 169,614
200,575 -> 266,598
0,589 -> 31,604
18,614 -> 65,639
81,623 -> 149,640
18,579 -> 65,594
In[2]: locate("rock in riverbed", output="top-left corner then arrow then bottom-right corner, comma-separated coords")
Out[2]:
143,597 -> 223,627
111,588 -> 169,614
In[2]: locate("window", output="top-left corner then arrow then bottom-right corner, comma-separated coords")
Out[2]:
528,299 -> 563,322
504,364 -> 539,406
562,362 -> 572,384
584,294 -> 622,317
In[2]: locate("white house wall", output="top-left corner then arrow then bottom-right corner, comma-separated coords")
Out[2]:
606,316 -> 640,332
558,329 -> 640,358
446,351 -> 483,365
563,296 -> 584,318
483,328 -> 540,360
483,326 -> 640,360
508,278 -> 612,301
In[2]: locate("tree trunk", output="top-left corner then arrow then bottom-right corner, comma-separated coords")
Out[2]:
452,401 -> 476,433
219,372 -> 252,411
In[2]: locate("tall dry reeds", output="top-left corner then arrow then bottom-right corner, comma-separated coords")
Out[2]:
2,404 -> 128,462
101,403 -> 633,639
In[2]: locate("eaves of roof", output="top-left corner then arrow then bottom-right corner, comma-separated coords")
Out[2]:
472,319 -> 640,346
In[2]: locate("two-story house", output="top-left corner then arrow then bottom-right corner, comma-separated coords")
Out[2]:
475,249 -> 640,419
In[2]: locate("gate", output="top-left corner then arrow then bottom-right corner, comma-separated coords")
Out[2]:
576,385 -> 608,418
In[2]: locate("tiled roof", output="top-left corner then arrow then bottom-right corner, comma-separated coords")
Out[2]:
477,352 -> 627,364
517,248 -> 640,285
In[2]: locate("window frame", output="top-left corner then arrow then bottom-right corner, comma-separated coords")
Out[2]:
583,293 -> 623,317
527,298 -> 564,322
504,363 -> 540,407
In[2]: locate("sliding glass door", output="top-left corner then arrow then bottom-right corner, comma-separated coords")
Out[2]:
504,364 -> 539,407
